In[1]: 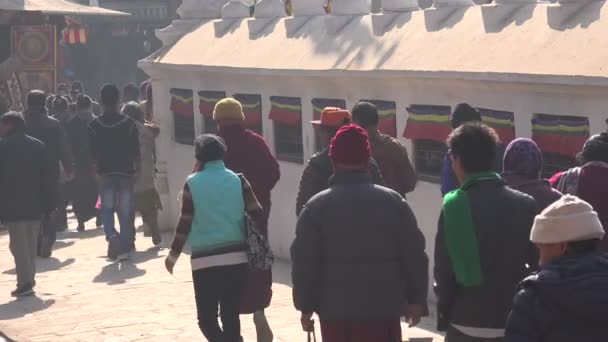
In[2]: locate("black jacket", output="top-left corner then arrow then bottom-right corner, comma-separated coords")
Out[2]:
295,148 -> 384,216
291,171 -> 428,320
89,111 -> 140,176
434,178 -> 537,331
0,130 -> 54,222
505,253 -> 608,342
24,107 -> 73,181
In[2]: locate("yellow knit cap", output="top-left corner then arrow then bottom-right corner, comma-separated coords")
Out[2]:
213,98 -> 245,122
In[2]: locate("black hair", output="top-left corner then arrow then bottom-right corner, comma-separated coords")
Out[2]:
452,103 -> 482,129
71,80 -> 84,93
53,96 -> 69,112
0,111 -> 25,130
195,134 -> 227,163
57,82 -> 68,92
123,83 -> 139,102
46,94 -> 55,110
578,133 -> 608,164
351,102 -> 379,128
100,84 -> 120,107
76,94 -> 92,110
27,90 -> 47,109
566,239 -> 601,256
447,122 -> 499,174
121,101 -> 144,122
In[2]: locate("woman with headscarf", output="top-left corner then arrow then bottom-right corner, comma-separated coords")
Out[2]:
502,138 -> 562,211
550,133 -> 608,251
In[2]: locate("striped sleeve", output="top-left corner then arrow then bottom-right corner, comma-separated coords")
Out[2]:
169,183 -> 194,260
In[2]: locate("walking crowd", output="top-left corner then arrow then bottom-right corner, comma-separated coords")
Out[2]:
1,80 -> 608,342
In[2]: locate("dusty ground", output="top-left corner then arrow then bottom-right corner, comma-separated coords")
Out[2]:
0,217 -> 444,342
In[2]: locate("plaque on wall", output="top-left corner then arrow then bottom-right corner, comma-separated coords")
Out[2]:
11,26 -> 56,68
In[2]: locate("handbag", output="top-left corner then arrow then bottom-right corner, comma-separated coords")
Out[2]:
239,174 -> 274,271
244,212 -> 274,271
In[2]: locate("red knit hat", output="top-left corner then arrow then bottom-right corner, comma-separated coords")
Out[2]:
329,124 -> 371,166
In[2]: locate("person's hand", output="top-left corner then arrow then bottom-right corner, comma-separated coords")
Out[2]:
300,313 -> 314,332
165,255 -> 176,275
405,304 -> 425,327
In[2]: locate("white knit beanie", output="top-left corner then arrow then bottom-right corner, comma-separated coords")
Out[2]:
530,195 -> 605,244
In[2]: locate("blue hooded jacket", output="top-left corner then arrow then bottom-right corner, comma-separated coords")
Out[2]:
505,253 -> 608,342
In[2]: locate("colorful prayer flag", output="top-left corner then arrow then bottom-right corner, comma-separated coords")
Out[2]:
269,96 -> 302,126
478,108 -> 515,144
361,100 -> 397,137
198,91 -> 226,118
532,114 -> 590,158
312,98 -> 346,120
403,105 -> 451,143
234,93 -> 263,128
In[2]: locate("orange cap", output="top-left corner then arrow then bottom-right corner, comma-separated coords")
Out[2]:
311,107 -> 351,128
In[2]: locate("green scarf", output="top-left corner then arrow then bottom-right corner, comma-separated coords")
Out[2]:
443,172 -> 501,287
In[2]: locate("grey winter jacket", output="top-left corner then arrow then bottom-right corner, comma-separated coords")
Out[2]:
292,171 -> 428,320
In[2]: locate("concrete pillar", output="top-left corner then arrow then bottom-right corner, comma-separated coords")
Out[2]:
222,0 -> 251,18
291,0 -> 327,16
331,0 -> 372,15
177,0 -> 230,19
382,0 -> 419,11
254,0 -> 287,18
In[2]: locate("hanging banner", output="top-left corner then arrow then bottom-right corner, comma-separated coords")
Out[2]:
269,96 -> 302,126
532,114 -> 589,158
170,88 -> 194,145
170,88 -> 194,118
234,93 -> 263,128
403,105 -> 452,142
312,98 -> 347,120
478,108 -> 515,144
198,91 -> 226,118
361,99 -> 396,137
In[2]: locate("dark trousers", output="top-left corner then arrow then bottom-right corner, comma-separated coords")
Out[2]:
38,211 -> 57,257
320,318 -> 402,342
446,326 -> 503,342
193,264 -> 247,342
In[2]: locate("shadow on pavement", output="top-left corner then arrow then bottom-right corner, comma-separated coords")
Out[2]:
93,262 -> 146,285
0,296 -> 55,320
37,257 -> 76,273
3,257 -> 75,275
52,240 -> 75,251
0,331 -> 16,341
57,228 -> 104,241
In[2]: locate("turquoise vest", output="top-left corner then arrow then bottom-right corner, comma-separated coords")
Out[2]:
186,161 -> 246,253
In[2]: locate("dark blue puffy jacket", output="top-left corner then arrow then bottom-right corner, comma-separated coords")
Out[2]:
505,253 -> 608,342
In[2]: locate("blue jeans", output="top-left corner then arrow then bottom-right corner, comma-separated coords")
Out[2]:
100,175 -> 135,249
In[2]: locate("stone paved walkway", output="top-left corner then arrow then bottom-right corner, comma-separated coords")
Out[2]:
0,217 -> 444,342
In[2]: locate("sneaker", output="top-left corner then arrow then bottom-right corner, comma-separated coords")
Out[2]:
152,235 -> 162,246
11,284 -> 35,298
116,252 -> 130,261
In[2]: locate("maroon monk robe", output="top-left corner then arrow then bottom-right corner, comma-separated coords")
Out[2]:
218,124 -> 281,314
551,164 -> 608,251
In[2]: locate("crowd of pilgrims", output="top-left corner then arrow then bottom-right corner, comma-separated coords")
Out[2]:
1,83 -> 608,342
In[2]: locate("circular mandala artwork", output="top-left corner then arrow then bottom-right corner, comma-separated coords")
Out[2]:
18,31 -> 50,64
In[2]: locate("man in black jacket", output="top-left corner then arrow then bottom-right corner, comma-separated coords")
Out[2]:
0,112 -> 54,297
23,90 -> 73,258
434,123 -> 537,342
295,107 -> 383,216
89,84 -> 140,260
292,124 -> 428,342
